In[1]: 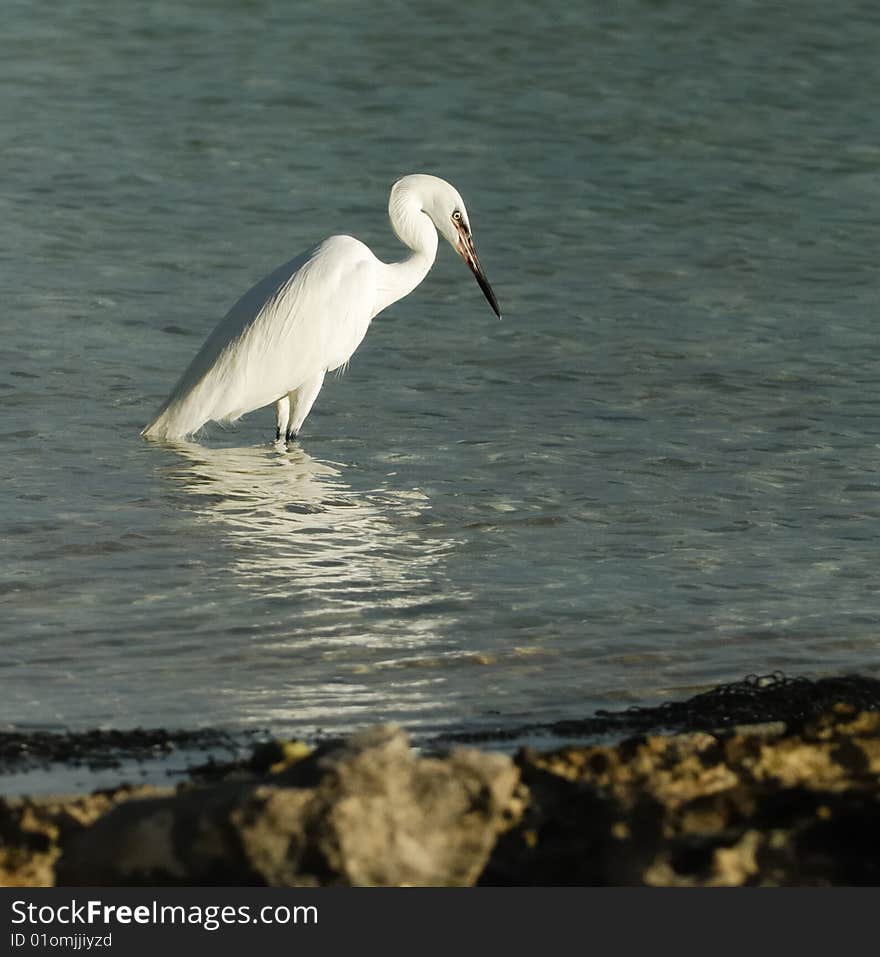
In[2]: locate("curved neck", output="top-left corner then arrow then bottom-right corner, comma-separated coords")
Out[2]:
372,194 -> 438,317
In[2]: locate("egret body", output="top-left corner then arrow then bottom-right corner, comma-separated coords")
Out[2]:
142,174 -> 500,443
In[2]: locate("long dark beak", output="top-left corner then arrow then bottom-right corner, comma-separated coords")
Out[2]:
456,224 -> 501,319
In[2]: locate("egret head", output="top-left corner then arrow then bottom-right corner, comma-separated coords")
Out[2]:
390,174 -> 501,319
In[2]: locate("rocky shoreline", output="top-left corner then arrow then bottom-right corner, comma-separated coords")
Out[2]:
3,675 -> 880,886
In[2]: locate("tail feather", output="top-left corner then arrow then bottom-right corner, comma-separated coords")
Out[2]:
141,406 -> 200,441
142,367 -> 233,440
142,345 -> 280,440
141,394 -> 211,441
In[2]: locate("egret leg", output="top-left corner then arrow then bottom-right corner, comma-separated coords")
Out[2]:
286,371 -> 326,443
274,395 -> 290,442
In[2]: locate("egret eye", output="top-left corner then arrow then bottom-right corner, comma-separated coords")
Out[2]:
452,210 -> 462,222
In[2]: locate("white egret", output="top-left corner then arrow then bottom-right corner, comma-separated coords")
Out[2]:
142,173 -> 500,444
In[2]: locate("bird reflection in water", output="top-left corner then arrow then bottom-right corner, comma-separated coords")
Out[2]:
161,442 -> 460,648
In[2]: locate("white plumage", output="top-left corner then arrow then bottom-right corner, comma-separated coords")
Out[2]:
142,174 -> 500,444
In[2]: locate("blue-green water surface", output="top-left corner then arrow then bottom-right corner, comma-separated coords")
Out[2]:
3,1 -> 880,746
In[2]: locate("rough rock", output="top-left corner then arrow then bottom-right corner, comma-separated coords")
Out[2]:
0,786 -> 166,887
6,702 -> 880,886
55,725 -> 520,886
482,705 -> 880,885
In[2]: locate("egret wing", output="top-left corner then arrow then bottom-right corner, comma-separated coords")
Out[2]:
143,236 -> 378,438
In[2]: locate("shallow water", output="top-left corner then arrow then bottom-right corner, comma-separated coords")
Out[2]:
3,1 -> 880,748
